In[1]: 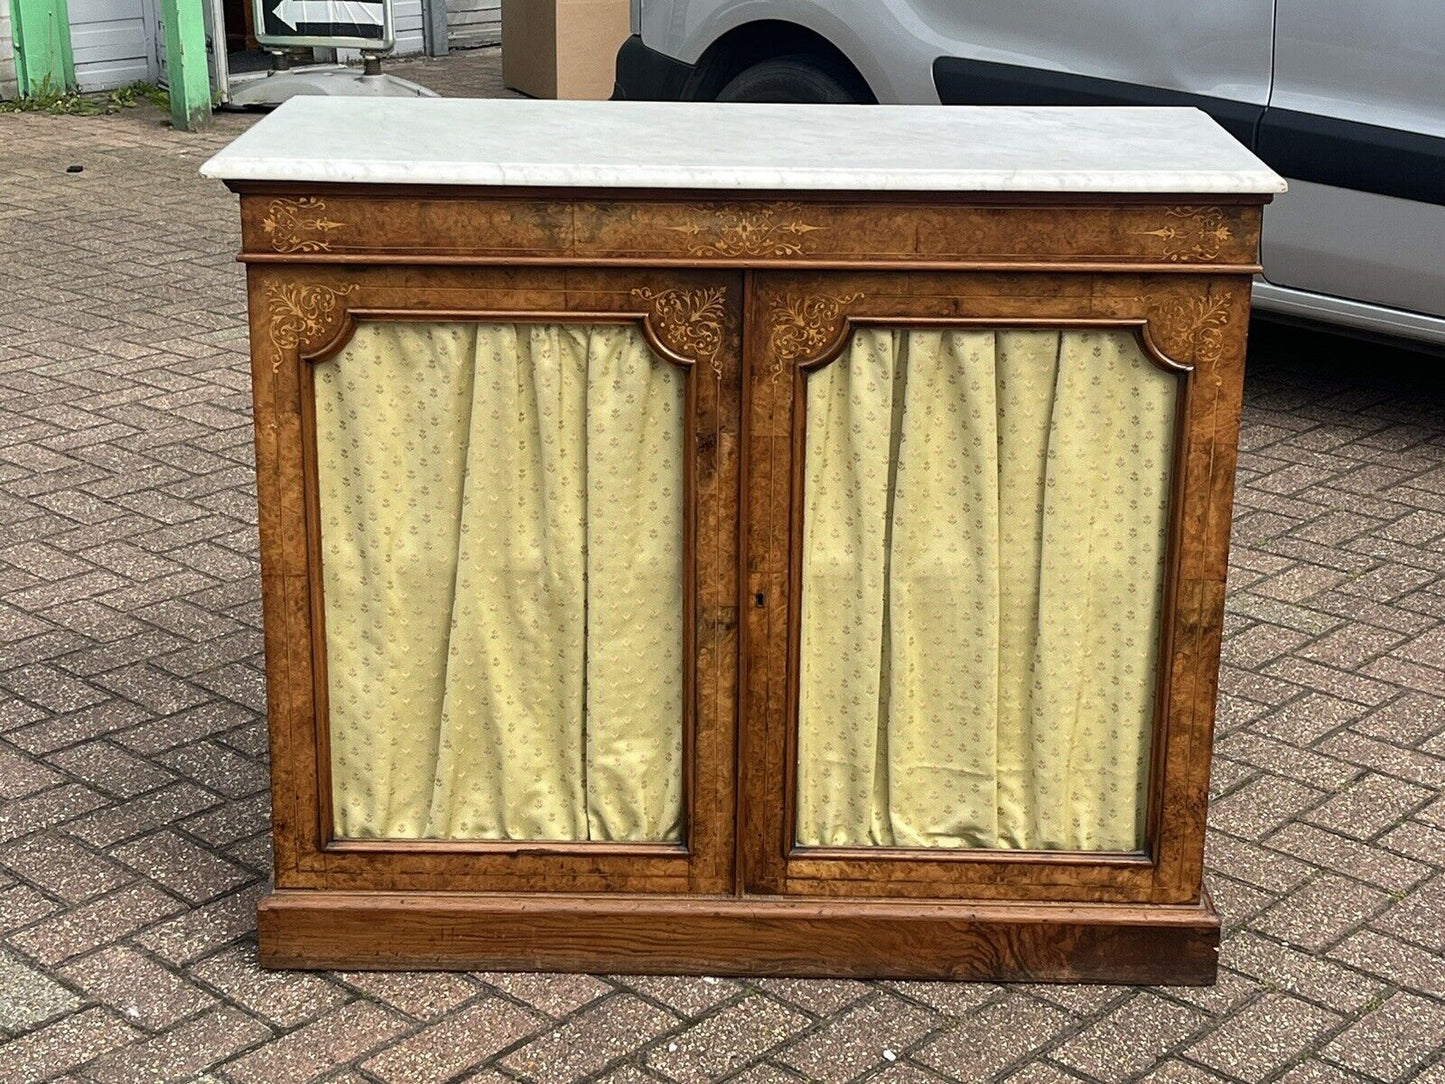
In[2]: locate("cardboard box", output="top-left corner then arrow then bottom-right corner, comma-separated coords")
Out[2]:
502,0 -> 632,101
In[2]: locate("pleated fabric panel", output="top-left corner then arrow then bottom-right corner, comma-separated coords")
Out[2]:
796,328 -> 1177,852
316,321 -> 685,842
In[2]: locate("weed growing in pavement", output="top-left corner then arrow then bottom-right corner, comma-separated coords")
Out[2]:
0,79 -> 169,116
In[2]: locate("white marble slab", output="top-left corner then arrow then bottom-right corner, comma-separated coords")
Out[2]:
201,98 -> 1285,194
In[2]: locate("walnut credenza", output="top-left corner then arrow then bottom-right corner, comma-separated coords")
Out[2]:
205,98 -> 1285,983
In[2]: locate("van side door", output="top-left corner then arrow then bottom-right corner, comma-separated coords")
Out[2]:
1260,0 -> 1445,318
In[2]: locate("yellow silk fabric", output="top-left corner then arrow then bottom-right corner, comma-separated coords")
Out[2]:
796,329 -> 1177,852
315,322 -> 685,841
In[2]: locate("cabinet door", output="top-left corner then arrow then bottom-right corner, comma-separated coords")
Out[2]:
250,265 -> 741,895
741,271 -> 1246,904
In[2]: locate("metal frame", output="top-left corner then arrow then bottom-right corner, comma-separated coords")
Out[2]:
251,0 -> 395,52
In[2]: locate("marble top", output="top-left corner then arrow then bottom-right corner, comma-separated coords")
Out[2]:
200,98 -> 1285,194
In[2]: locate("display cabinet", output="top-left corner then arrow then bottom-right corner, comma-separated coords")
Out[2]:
204,98 -> 1284,983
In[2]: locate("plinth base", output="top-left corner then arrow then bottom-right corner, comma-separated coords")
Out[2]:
258,890 -> 1219,984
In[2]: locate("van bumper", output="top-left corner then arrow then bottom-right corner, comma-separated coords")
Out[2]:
612,34 -> 697,101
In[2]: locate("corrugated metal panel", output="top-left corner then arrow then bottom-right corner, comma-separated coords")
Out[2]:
447,0 -> 499,47
70,0 -> 158,91
392,0 -> 425,54
0,4 -> 17,98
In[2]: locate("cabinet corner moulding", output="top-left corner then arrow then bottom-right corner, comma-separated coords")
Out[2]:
766,292 -> 864,374
263,282 -> 359,363
1156,291 -> 1236,369
631,285 -> 733,375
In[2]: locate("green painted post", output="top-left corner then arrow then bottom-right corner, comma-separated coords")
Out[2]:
159,0 -> 211,130
10,0 -> 76,96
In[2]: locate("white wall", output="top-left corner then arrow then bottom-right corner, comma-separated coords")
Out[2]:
447,0 -> 499,48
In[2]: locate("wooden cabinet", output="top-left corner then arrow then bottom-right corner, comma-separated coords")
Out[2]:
206,98 -> 1283,983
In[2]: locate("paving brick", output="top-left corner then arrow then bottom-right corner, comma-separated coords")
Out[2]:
1255,692 -> 1370,747
193,945 -> 348,1027
87,1005 -> 272,1084
1185,993 -> 1341,1083
0,1007 -> 140,1084
0,830 -> 131,903
752,977 -> 873,1017
1355,691 -> 1445,746
0,781 -> 107,843
63,779 -> 221,848
1254,874 -> 1391,952
60,944 -> 216,1029
133,882 -> 267,965
1373,871 -> 1445,953
1224,932 -> 1384,1013
7,881 -> 183,965
223,1001 -> 411,1084
855,1069 -> 959,1084
1049,994 -> 1206,1080
1209,874 -> 1277,928
112,828 -> 253,902
1157,967 -> 1264,1016
476,971 -> 610,1018
1378,817 -> 1445,865
642,995 -> 809,1084
1317,729 -> 1445,788
913,994 -> 1073,1080
1320,992 -> 1445,1082
1134,1059 -> 1233,1083
1205,833 -> 1314,893
504,994 -> 679,1083
0,882 -> 60,932
615,975 -> 741,1018
45,738 -> 175,797
0,948 -> 83,1031
1270,1060 -> 1366,1084
1000,1064 -> 1085,1084
360,997 -> 544,1084
774,995 -> 939,1083
1265,822 -> 1428,893
330,971 -> 476,1023
0,740 -> 63,797
7,700 -> 150,756
1210,776 -> 1328,840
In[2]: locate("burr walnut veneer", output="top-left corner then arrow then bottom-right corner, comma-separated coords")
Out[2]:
204,99 -> 1285,983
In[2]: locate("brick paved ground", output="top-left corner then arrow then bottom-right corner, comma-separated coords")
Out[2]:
1,49 -> 1443,1084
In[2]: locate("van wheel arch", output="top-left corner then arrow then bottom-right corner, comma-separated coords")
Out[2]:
684,20 -> 876,103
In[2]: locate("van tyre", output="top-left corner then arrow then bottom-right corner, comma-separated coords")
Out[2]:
715,56 -> 867,104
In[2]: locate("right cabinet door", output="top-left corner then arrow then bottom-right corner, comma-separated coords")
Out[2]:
741,271 -> 1247,904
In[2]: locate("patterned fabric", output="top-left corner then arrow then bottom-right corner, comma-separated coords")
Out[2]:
795,329 -> 1177,852
315,322 -> 685,841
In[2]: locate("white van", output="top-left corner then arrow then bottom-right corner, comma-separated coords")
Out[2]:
614,1 -> 1445,347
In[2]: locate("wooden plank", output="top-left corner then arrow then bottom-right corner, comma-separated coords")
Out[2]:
259,889 -> 1221,983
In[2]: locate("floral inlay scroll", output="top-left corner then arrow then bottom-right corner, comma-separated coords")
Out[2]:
1136,207 -> 1234,263
766,292 -> 863,377
662,203 -> 825,258
632,286 -> 731,377
1156,291 -> 1233,370
262,197 -> 346,253
264,283 -> 358,363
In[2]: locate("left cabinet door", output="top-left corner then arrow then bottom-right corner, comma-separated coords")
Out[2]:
248,265 -> 743,895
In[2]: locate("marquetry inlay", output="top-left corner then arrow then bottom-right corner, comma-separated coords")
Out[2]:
262,197 -> 346,253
